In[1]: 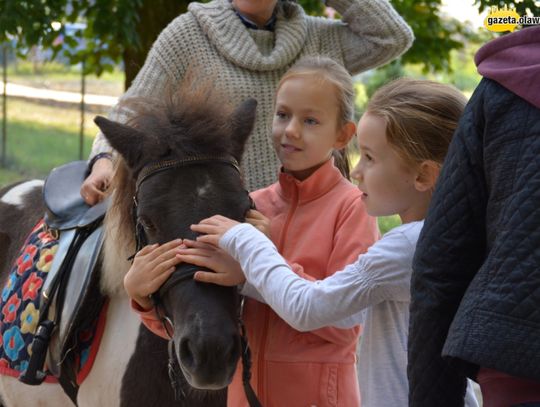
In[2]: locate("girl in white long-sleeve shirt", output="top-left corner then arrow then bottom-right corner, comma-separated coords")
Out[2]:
177,79 -> 479,407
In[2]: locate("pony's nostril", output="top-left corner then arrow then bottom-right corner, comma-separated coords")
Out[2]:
179,338 -> 195,369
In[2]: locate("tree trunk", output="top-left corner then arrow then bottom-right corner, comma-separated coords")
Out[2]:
122,0 -> 189,90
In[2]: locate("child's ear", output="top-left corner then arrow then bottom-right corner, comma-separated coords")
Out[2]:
334,121 -> 356,149
414,160 -> 440,192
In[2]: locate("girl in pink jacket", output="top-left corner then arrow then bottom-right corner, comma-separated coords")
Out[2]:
124,56 -> 379,406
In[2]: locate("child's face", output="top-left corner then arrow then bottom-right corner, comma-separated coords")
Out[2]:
351,113 -> 422,223
272,75 -> 350,181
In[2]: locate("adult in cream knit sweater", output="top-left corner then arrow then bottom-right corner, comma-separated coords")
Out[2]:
81,0 -> 413,203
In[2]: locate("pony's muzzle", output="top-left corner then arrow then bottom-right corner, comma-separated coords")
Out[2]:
177,330 -> 241,389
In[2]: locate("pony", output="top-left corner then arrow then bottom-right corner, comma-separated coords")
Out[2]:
0,81 -> 258,406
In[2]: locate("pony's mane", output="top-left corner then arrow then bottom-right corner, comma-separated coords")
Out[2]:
124,76 -> 236,160
100,78 -> 237,296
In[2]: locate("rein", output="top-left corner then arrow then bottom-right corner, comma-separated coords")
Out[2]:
130,155 -> 262,407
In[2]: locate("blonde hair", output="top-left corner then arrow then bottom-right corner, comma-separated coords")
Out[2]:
277,56 -> 355,127
277,56 -> 355,177
366,78 -> 467,167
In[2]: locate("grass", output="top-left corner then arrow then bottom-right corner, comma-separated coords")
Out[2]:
0,97 -> 104,186
7,61 -> 125,96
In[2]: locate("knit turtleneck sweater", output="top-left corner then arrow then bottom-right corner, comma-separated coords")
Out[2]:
91,0 -> 413,191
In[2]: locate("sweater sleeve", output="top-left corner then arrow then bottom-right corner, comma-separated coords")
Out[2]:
286,197 -> 378,345
408,83 -> 488,407
89,22 -> 183,158
324,0 -> 414,74
130,300 -> 171,341
220,223 -> 414,331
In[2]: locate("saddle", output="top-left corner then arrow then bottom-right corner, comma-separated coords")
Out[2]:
19,161 -> 108,402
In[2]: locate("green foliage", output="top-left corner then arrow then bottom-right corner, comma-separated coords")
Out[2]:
434,46 -> 483,92
364,60 -> 405,98
474,0 -> 539,16
391,0 -> 468,72
302,0 -> 475,74
1,0 -> 513,82
378,215 -> 401,235
1,0 -> 143,76
298,0 -> 325,15
361,28 -> 493,100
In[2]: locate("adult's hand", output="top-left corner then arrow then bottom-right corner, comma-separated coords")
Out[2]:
80,158 -> 113,206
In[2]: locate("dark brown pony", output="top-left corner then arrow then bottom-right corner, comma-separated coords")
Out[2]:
0,81 -> 257,406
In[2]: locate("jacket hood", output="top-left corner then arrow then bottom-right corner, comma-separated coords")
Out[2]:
475,26 -> 540,108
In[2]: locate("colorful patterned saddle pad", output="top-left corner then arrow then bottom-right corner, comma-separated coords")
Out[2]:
0,219 -> 106,384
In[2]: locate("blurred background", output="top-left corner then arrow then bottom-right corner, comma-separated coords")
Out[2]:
0,0 -> 538,233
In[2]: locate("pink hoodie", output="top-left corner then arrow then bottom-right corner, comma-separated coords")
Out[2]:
228,159 -> 378,407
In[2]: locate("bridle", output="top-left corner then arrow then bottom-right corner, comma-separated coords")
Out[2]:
130,155 -> 261,407
131,155 -> 248,255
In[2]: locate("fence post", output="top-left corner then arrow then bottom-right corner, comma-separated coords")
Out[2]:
79,58 -> 85,160
2,43 -> 7,167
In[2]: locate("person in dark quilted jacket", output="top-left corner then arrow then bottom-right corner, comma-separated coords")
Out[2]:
408,26 -> 540,407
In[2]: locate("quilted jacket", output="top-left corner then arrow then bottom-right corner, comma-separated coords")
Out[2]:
408,27 -> 540,407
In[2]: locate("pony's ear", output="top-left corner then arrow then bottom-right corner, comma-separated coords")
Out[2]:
94,116 -> 147,170
229,99 -> 257,162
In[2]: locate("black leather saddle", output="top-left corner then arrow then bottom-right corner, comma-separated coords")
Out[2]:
20,161 -> 109,404
44,160 -> 109,230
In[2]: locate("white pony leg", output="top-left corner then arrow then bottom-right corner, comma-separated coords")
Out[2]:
0,375 -> 73,406
77,296 -> 140,407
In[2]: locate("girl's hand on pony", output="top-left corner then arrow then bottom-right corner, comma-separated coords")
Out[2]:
177,239 -> 246,286
190,215 -> 240,246
123,239 -> 183,310
246,209 -> 271,238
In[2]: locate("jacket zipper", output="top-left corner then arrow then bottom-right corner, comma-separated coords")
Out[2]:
257,185 -> 299,402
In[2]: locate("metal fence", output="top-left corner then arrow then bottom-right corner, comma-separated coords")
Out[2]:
1,43 -> 116,183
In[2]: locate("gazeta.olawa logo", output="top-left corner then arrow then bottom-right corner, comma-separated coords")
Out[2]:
484,5 -> 540,32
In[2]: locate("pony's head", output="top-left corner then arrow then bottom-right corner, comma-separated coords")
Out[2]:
95,81 -> 257,390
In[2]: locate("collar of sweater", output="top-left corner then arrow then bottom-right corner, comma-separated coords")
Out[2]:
234,9 -> 277,31
189,0 -> 307,71
276,158 -> 345,204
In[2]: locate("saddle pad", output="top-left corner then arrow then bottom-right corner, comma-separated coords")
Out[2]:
0,219 -> 106,384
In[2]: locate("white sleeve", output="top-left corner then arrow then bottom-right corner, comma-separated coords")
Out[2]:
220,223 -> 413,331
239,281 -> 266,303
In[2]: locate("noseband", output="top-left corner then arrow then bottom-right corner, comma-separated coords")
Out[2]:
130,155 -> 261,407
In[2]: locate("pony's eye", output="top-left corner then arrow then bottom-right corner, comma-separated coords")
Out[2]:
138,216 -> 156,231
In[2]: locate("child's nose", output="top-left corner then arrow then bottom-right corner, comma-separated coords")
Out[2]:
350,162 -> 363,182
285,118 -> 301,139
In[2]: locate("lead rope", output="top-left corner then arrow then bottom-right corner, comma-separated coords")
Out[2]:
167,340 -> 186,402
152,292 -> 186,402
238,296 -> 263,407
